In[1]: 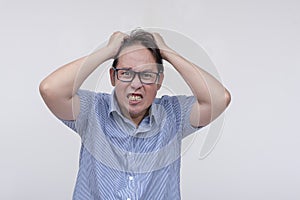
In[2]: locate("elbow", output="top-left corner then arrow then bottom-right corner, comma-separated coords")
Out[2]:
39,79 -> 48,98
39,79 -> 56,101
224,89 -> 231,107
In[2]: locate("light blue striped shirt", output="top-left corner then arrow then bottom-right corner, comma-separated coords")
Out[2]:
61,89 -> 201,200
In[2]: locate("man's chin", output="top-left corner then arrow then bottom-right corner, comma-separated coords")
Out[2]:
129,111 -> 142,119
129,109 -> 148,119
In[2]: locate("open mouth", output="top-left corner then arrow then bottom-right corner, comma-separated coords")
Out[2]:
128,93 -> 143,101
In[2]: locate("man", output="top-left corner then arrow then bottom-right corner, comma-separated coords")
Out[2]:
40,29 -> 231,200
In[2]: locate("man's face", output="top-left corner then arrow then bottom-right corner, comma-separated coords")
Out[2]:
110,45 -> 164,124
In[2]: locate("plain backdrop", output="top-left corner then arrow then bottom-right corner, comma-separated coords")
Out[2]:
1,0 -> 299,199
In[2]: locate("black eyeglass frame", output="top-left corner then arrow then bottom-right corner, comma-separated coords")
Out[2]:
113,67 -> 162,85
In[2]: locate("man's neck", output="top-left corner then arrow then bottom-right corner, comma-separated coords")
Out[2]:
129,108 -> 150,127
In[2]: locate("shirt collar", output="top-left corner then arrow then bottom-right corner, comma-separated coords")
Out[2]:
109,89 -> 122,116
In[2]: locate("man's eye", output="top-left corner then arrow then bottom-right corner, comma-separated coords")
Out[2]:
142,73 -> 154,79
120,71 -> 131,76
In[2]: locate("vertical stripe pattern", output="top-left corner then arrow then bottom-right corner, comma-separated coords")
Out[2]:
61,89 -> 201,200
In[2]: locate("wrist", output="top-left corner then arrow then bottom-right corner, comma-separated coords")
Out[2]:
160,47 -> 177,61
103,45 -> 117,60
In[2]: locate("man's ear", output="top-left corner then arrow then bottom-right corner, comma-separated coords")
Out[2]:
109,68 -> 116,86
156,73 -> 164,90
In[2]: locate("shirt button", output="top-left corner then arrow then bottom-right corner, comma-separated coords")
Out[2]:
129,176 -> 134,181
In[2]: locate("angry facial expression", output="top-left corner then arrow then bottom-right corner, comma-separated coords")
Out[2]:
110,45 -> 164,125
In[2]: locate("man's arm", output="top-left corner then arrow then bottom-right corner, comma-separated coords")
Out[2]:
39,32 -> 127,120
153,33 -> 231,127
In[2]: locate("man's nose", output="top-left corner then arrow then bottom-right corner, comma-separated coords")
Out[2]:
130,74 -> 143,88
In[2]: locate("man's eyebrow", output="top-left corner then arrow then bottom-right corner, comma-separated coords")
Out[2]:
116,66 -> 132,70
140,69 -> 158,73
117,64 -> 158,71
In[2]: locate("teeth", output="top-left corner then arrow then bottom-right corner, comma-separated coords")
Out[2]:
129,95 -> 142,101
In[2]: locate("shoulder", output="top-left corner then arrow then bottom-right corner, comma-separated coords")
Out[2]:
154,95 -> 195,106
77,89 -> 110,102
76,89 -> 111,114
154,95 -> 178,104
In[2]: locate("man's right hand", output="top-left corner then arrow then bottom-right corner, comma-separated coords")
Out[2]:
106,31 -> 128,59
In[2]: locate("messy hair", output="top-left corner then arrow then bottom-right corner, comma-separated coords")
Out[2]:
112,29 -> 164,73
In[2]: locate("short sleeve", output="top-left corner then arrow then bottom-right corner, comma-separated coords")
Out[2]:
60,89 -> 96,137
175,95 -> 203,138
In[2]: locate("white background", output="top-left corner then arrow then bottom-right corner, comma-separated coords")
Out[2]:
1,0 -> 299,199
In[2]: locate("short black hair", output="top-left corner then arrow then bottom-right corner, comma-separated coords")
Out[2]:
112,29 -> 164,73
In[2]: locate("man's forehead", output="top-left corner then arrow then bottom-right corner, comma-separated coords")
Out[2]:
116,45 -> 157,70
118,45 -> 154,60
118,44 -> 149,56
117,63 -> 158,71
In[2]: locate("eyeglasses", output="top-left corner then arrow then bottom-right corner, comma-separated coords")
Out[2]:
113,68 -> 161,85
